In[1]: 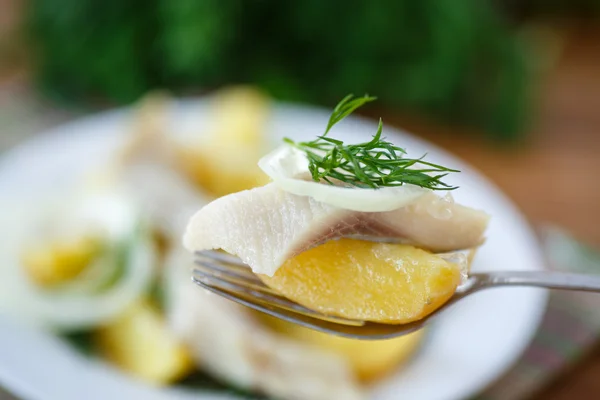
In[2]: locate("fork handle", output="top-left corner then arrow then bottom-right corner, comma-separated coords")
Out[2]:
471,271 -> 600,293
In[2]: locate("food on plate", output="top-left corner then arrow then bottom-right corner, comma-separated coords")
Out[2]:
0,186 -> 156,330
259,314 -> 425,382
22,235 -> 103,287
176,86 -> 272,197
165,248 -> 364,400
184,95 -> 489,324
96,298 -> 193,384
0,89 -> 485,400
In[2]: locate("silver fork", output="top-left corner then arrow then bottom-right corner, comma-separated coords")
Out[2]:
192,250 -> 600,340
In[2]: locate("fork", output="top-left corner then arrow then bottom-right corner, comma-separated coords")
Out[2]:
192,250 -> 600,340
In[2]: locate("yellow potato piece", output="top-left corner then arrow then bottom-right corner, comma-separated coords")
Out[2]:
209,85 -> 270,146
22,236 -> 102,287
178,147 -> 270,198
260,314 -> 425,382
96,299 -> 193,385
260,239 -> 463,324
176,85 -> 271,197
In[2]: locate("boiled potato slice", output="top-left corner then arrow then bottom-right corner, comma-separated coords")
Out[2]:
260,239 -> 463,324
22,236 -> 102,287
96,299 -> 193,384
209,85 -> 270,146
260,314 -> 424,382
179,147 -> 270,198
176,86 -> 271,197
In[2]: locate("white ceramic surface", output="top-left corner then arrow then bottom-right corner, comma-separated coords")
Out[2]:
0,99 -> 548,400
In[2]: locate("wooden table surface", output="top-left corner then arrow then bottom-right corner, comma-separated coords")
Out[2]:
0,23 -> 599,400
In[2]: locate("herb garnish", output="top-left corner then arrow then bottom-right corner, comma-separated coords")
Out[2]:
284,94 -> 459,190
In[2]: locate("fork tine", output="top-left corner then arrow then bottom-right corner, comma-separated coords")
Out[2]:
192,268 -> 364,326
192,275 -> 423,339
191,274 -> 365,333
195,258 -> 272,291
195,253 -> 364,326
191,276 -> 344,332
192,249 -> 431,339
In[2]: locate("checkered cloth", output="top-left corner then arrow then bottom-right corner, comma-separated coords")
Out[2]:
475,228 -> 600,399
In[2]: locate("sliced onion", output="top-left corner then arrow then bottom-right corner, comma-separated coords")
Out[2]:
21,234 -> 153,331
258,145 -> 429,212
0,193 -> 156,331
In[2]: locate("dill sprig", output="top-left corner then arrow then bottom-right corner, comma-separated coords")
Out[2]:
283,94 -> 460,190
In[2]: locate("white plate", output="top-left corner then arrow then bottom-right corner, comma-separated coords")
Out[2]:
0,99 -> 548,400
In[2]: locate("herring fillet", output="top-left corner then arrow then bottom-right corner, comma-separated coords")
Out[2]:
184,184 -> 349,276
183,183 -> 489,276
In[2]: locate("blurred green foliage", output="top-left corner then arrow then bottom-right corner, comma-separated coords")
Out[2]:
502,0 -> 600,18
28,0 -> 532,140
